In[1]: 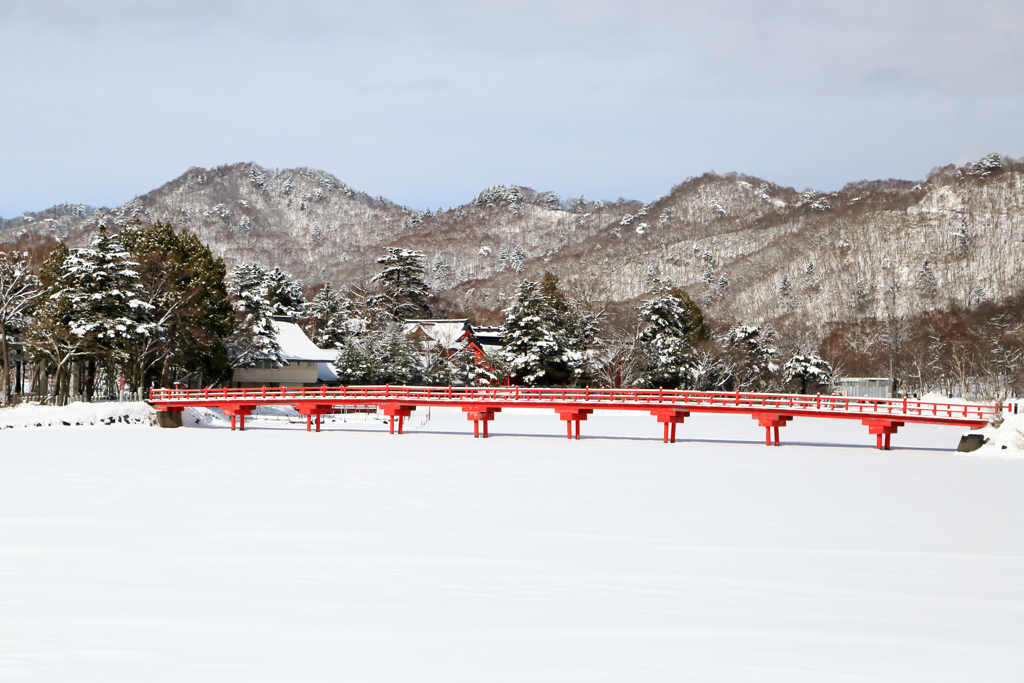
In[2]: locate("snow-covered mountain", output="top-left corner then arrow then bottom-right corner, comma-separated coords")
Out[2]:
3,155 -> 1021,327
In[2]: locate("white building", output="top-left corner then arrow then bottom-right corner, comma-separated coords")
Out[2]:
232,319 -> 338,388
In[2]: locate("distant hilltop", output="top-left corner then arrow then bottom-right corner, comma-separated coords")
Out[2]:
3,154 -> 1022,328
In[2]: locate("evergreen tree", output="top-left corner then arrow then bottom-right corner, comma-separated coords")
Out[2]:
62,227 -> 156,355
120,222 -> 234,388
511,245 -> 526,274
25,231 -> 156,403
635,288 -> 709,389
722,325 -> 777,391
24,243 -> 87,404
783,353 -> 833,394
333,322 -> 421,385
500,279 -> 584,385
304,283 -> 361,349
225,263 -> 284,367
266,266 -> 307,318
369,247 -> 430,319
432,254 -> 454,292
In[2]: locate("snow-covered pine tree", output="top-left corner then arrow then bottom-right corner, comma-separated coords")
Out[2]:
511,245 -> 526,275
916,260 -> 938,302
701,249 -> 716,285
266,266 -> 307,318
722,325 -> 778,391
500,280 -> 584,385
25,243 -> 88,404
778,274 -> 791,296
225,263 -> 284,367
635,288 -> 709,389
119,222 -> 234,390
368,247 -> 431,320
25,229 -> 156,402
62,228 -> 157,358
304,283 -> 362,349
782,353 -> 833,394
497,244 -> 509,272
432,254 -> 454,292
332,321 -> 420,385
953,216 -> 970,258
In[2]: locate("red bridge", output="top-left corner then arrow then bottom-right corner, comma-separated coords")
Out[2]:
148,385 -> 1001,450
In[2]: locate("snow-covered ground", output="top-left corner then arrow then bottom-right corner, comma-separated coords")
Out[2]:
0,400 -> 156,429
1,408 -> 1022,681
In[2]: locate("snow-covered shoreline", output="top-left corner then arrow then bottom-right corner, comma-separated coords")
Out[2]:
964,412 -> 1024,457
0,401 -> 156,429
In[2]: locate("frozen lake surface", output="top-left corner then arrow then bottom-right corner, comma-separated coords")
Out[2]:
1,409 -> 1022,681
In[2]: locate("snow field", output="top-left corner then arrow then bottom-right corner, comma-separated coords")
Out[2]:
1,409 -> 1022,681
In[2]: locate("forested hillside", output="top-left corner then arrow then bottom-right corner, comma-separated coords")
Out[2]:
3,154 -> 1021,331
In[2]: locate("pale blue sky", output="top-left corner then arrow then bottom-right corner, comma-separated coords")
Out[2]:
2,0 -> 1022,217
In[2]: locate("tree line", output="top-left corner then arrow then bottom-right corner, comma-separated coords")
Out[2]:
0,222 -> 1019,406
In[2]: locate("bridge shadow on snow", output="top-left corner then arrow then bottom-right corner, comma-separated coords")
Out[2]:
227,422 -> 953,452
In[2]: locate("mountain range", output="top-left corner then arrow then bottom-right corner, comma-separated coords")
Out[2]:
3,154 -> 1021,331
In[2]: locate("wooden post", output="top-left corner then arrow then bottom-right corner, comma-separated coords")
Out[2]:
240,415 -> 246,431
474,420 -> 479,438
670,421 -> 677,443
316,413 -> 321,433
483,419 -> 489,438
306,414 -> 311,432
231,415 -> 236,431
389,416 -> 395,434
398,415 -> 404,434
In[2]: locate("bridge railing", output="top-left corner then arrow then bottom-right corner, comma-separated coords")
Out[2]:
149,385 -> 1001,421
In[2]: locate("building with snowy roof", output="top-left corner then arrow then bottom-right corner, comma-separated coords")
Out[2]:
232,318 -> 338,388
402,319 -> 506,384
402,319 -> 474,353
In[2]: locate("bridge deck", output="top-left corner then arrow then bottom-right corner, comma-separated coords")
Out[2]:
149,386 -> 998,450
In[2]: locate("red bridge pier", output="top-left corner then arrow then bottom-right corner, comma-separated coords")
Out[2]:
863,418 -> 904,450
222,404 -> 256,431
463,405 -> 500,438
381,404 -> 415,434
752,412 -> 793,446
556,408 -> 594,439
296,404 -> 334,432
650,408 -> 689,443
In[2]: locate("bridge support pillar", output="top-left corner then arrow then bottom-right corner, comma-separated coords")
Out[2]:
296,404 -> 335,432
221,404 -> 256,431
752,413 -> 793,446
650,408 -> 689,443
556,408 -> 593,440
381,404 -> 415,434
462,405 -> 500,438
862,419 -> 904,450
